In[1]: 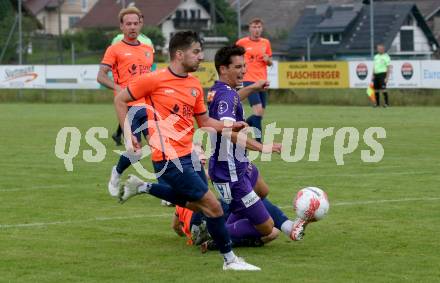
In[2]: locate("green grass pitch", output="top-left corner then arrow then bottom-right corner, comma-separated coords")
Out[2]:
1,103 -> 439,282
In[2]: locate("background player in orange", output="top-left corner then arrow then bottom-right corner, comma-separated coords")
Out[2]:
236,18 -> 272,142
97,7 -> 154,198
114,31 -> 261,271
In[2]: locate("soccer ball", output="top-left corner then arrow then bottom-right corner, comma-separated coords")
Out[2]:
294,187 -> 329,221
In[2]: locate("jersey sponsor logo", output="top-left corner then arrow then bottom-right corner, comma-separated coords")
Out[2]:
128,64 -> 137,75
241,190 -> 259,208
182,104 -> 193,118
218,100 -> 229,115
128,64 -> 151,76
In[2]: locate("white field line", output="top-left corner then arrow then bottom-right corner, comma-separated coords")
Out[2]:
292,171 -> 434,179
1,197 -> 440,229
0,184 -> 69,192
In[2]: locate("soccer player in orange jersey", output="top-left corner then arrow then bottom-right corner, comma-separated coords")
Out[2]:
236,18 -> 273,143
97,7 -> 154,198
114,31 -> 260,271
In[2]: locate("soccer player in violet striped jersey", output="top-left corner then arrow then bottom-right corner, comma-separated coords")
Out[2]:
208,45 -> 309,245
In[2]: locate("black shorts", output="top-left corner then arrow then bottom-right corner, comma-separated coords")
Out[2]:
373,73 -> 387,90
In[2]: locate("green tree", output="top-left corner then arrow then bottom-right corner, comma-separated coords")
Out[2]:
141,26 -> 165,50
201,0 -> 238,43
0,14 -> 38,63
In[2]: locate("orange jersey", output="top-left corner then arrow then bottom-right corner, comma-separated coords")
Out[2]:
127,67 -> 206,161
101,40 -> 154,106
236,37 -> 272,81
175,205 -> 194,244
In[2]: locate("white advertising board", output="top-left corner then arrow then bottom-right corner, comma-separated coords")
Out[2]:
349,60 -> 422,88
267,60 -> 279,89
420,60 -> 440,89
0,65 -> 100,89
0,65 -> 46,89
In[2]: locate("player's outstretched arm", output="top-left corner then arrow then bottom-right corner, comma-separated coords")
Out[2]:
231,130 -> 281,153
237,80 -> 269,101
195,113 -> 247,132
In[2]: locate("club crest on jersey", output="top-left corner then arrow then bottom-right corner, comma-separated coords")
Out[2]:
145,52 -> 151,58
191,88 -> 197,97
218,100 -> 228,115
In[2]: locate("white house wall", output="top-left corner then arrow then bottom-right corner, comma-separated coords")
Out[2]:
161,0 -> 212,53
390,24 -> 433,54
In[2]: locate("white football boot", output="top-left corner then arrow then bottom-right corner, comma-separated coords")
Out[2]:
119,175 -> 145,203
223,257 -> 261,271
290,218 -> 308,241
108,166 -> 121,197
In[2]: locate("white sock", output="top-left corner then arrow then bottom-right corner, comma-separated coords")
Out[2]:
222,251 -> 236,263
137,183 -> 152,194
112,166 -> 121,177
280,220 -> 294,237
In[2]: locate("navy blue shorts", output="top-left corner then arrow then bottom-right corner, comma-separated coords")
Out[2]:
153,154 -> 208,203
243,81 -> 268,108
128,106 -> 148,142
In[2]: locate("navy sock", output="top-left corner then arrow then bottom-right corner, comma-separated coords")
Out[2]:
148,183 -> 186,207
246,115 -> 263,142
262,198 -> 288,230
206,216 -> 232,254
115,155 -> 133,175
246,115 -> 255,127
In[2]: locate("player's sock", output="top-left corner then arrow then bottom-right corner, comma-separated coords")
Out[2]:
262,198 -> 296,237
280,220 -> 295,237
139,183 -> 186,206
226,218 -> 262,238
116,151 -> 141,174
205,216 -> 234,257
253,115 -> 262,143
246,115 -> 255,128
375,92 -> 380,106
116,124 -> 122,137
246,115 -> 262,143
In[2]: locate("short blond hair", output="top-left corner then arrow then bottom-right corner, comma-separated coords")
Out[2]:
118,6 -> 142,23
249,17 -> 264,26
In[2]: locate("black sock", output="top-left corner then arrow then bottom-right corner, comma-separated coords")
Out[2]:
116,125 -> 122,137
